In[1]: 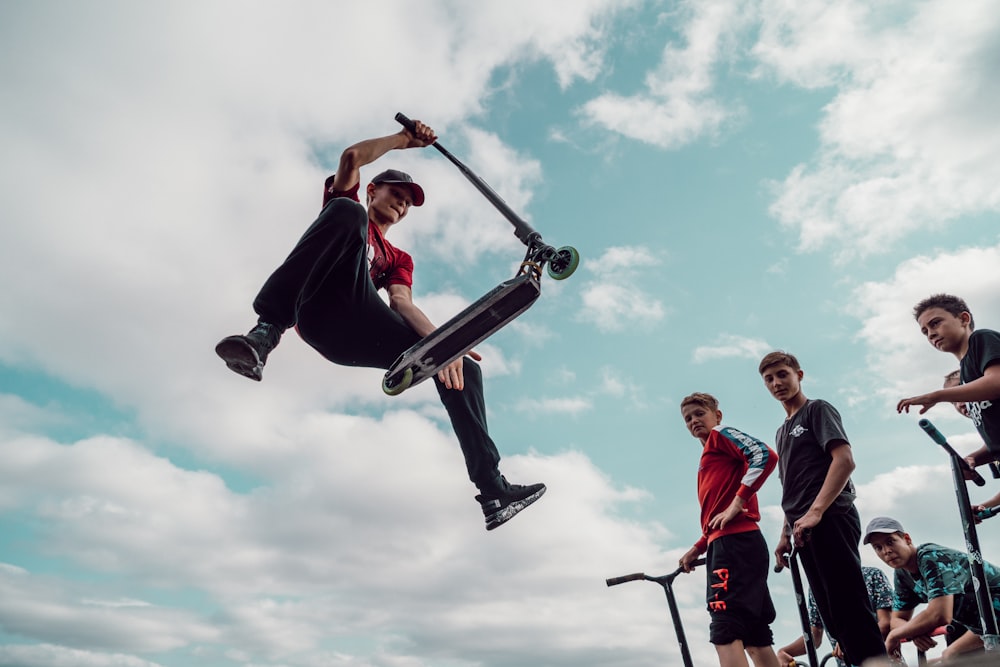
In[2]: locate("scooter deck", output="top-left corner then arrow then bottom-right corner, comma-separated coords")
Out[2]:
383,273 -> 541,394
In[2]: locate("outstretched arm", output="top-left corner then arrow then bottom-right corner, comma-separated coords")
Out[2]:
387,284 -> 481,390
897,364 -> 1000,414
328,120 -> 437,193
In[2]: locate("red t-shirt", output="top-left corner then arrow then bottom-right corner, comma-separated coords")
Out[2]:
322,176 -> 414,290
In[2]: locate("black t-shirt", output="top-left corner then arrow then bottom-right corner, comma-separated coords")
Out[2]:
961,328 -> 1000,455
775,399 -> 856,525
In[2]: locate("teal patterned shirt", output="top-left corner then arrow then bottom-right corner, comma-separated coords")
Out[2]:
893,543 -> 1000,633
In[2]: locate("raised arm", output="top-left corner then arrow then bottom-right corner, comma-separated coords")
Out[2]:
328,120 -> 437,193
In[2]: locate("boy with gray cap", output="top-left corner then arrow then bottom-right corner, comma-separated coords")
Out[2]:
215,120 -> 545,530
864,516 -> 1000,660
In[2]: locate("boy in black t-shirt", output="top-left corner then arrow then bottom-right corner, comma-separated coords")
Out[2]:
759,350 -> 886,667
898,294 -> 1000,472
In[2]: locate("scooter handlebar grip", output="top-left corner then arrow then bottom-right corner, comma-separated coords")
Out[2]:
394,112 -> 417,133
606,573 -> 645,587
918,419 -> 947,445
976,506 -> 1000,521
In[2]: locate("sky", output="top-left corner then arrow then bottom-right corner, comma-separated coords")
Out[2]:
1,1 -> 1000,666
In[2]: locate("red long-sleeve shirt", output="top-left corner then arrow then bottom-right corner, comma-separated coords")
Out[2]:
693,425 -> 778,553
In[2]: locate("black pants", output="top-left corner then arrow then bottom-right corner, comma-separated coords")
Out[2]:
252,198 -> 503,492
797,506 -> 886,666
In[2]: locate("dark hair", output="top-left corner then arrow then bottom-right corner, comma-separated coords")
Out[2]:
758,350 -> 800,375
913,294 -> 975,330
680,392 -> 719,412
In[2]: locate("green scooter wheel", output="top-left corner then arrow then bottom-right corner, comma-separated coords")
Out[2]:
547,246 -> 580,280
382,367 -> 413,396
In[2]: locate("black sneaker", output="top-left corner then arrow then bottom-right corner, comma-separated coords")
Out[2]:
475,478 -> 546,531
215,322 -> 282,381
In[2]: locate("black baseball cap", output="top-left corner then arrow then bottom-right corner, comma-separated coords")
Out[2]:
371,169 -> 425,206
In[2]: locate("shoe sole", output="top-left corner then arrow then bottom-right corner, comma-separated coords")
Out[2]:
215,336 -> 263,381
485,485 -> 546,531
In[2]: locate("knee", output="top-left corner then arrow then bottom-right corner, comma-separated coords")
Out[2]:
320,197 -> 368,235
462,358 -> 483,384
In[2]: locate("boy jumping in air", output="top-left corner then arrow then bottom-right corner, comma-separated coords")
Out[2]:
678,392 -> 781,667
215,119 -> 544,531
758,351 -> 886,666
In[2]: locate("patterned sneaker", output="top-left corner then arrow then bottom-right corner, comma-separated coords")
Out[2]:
475,478 -> 546,531
215,322 -> 282,381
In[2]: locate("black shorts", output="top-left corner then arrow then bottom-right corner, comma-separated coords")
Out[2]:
705,531 -> 776,647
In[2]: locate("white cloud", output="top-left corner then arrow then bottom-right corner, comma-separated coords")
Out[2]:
579,0 -> 751,148
576,0 -> 1000,257
0,416 -> 692,666
692,334 -> 772,363
0,644 -> 163,667
759,0 -> 1000,257
515,396 -> 594,416
577,246 -> 666,332
594,246 -> 662,272
849,243 -> 1000,411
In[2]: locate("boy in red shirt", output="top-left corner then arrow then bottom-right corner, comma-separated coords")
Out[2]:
679,392 -> 781,667
215,120 -> 544,530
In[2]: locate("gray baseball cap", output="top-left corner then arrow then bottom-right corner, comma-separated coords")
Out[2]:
863,516 -> 906,544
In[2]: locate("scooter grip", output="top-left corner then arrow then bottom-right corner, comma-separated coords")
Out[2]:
918,419 -> 947,445
606,573 -> 645,587
774,552 -> 791,573
976,506 -> 1000,521
395,112 -> 417,133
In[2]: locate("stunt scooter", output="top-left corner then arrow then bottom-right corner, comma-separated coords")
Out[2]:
606,558 -> 707,667
917,419 -> 1000,654
382,113 -> 580,395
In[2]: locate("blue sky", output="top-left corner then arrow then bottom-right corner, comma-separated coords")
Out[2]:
2,1 -> 1000,666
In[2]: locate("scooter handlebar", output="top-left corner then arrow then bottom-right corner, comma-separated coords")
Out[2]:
919,419 -> 986,486
606,558 -> 707,586
606,573 -> 645,587
918,418 -> 947,445
394,112 -> 417,133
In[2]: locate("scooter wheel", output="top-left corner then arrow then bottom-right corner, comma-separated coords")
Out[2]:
547,246 -> 580,280
382,368 -> 413,396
